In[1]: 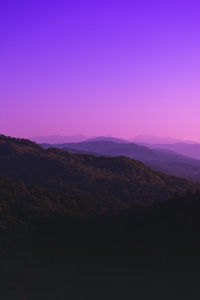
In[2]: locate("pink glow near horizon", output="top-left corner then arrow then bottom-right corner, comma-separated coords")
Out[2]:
1,1 -> 200,141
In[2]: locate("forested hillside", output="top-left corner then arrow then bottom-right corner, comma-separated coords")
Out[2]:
0,135 -> 199,220
1,135 -> 200,299
42,140 -> 200,181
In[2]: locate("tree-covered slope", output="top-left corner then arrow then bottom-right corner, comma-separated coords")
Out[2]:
1,135 -> 200,299
0,135 -> 199,218
44,140 -> 200,181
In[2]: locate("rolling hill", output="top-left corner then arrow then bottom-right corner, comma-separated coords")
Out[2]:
143,142 -> 200,160
84,136 -> 128,143
130,135 -> 196,144
1,135 -> 200,299
30,134 -> 87,144
0,134 -> 199,224
41,140 -> 200,181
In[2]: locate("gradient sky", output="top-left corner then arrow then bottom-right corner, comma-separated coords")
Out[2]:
1,0 -> 200,141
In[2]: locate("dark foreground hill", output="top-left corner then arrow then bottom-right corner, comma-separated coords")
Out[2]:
42,140 -> 200,181
1,187 -> 200,299
0,135 -> 199,219
1,135 -> 200,298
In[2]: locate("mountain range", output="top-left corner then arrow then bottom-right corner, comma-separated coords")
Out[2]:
130,134 -> 198,144
41,140 -> 200,181
30,134 -> 87,144
30,134 -> 128,144
30,134 -> 199,144
30,134 -> 200,160
0,134 -> 199,228
1,134 -> 200,298
142,142 -> 200,160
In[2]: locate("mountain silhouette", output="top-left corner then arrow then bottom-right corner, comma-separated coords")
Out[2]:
143,142 -> 200,160
84,136 -> 128,143
1,134 -> 200,299
41,140 -> 200,181
0,134 -> 199,222
30,134 -> 87,144
130,135 -> 195,144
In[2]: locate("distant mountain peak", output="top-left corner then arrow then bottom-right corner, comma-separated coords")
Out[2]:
131,135 -> 187,144
0,134 -> 199,217
84,136 -> 128,143
30,134 -> 87,144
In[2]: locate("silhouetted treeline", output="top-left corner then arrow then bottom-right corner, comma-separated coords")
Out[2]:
0,135 -> 199,224
1,134 -> 200,299
1,191 -> 200,299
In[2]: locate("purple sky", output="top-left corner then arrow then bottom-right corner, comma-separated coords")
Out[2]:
1,0 -> 200,141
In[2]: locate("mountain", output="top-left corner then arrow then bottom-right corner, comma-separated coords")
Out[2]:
0,134 -> 199,222
130,135 -> 196,144
1,134 -> 200,299
144,142 -> 200,160
30,134 -> 87,144
46,140 -> 200,181
84,136 -> 128,143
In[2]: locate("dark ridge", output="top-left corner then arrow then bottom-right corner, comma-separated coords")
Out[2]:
41,140 -> 200,181
1,135 -> 200,298
0,134 -> 199,232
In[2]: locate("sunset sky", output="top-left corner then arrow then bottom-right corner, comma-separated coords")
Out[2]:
1,0 -> 200,141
